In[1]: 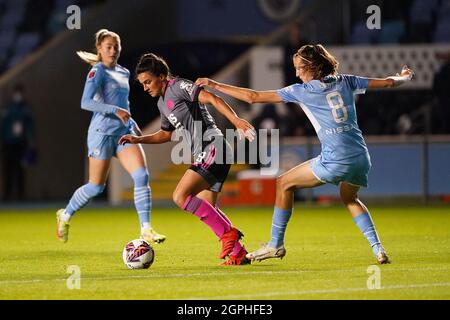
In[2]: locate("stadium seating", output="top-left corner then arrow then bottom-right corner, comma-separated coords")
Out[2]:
433,0 -> 450,43
378,20 -> 405,43
350,21 -> 379,44
0,0 -> 104,73
8,31 -> 40,68
409,0 -> 438,24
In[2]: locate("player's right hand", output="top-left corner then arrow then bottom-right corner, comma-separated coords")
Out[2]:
118,134 -> 140,145
116,108 -> 131,125
129,117 -> 143,136
233,117 -> 256,142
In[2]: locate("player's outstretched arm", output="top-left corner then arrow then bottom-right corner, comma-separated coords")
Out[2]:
118,129 -> 172,145
198,90 -> 256,141
195,78 -> 282,104
368,65 -> 415,89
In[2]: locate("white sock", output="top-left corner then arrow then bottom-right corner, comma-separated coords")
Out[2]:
60,210 -> 72,222
141,222 -> 151,231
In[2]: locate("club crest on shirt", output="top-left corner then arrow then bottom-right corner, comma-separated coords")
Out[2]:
88,69 -> 97,79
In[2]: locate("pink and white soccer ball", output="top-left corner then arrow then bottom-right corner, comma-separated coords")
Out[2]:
122,239 -> 154,269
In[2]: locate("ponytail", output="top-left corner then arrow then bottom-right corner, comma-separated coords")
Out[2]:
76,50 -> 100,66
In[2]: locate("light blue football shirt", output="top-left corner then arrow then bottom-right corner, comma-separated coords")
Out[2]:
81,62 -> 132,136
277,74 -> 370,162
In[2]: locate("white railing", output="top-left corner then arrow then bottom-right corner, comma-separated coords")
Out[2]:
328,44 -> 450,89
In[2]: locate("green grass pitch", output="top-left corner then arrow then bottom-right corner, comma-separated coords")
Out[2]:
0,204 -> 449,299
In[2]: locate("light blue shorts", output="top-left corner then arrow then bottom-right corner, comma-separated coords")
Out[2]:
87,132 -> 134,160
310,152 -> 372,187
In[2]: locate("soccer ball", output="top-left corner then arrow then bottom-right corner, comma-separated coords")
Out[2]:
122,239 -> 154,269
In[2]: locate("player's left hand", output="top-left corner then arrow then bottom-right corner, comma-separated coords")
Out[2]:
399,65 -> 414,80
233,117 -> 256,142
195,78 -> 218,89
118,134 -> 140,145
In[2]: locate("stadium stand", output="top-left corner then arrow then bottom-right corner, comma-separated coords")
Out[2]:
0,0 -> 105,73
0,0 -> 448,202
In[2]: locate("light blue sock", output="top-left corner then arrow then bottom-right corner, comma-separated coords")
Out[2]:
268,207 -> 293,248
353,212 -> 382,255
65,183 -> 105,215
132,167 -> 151,228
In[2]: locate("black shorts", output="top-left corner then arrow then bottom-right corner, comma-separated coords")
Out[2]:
189,137 -> 232,192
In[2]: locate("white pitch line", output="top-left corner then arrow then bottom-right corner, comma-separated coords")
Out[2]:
0,266 -> 449,286
188,282 -> 450,300
0,270 -> 307,285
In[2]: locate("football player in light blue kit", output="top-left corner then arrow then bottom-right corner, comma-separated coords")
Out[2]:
196,44 -> 414,264
56,29 -> 165,244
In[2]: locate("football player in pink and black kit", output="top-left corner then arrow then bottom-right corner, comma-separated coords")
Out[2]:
119,53 -> 256,265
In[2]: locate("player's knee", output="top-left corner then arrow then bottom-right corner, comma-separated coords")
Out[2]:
276,176 -> 291,192
86,183 -> 105,197
131,167 -> 149,187
276,176 -> 284,190
172,191 -> 188,209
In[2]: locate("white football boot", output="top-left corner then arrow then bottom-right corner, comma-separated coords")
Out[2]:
56,209 -> 70,243
375,247 -> 391,264
246,243 -> 286,262
141,227 -> 166,244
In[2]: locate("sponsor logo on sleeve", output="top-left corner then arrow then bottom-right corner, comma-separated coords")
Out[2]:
179,81 -> 195,95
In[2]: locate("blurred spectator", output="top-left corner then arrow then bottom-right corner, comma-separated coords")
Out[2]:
408,0 -> 439,43
378,0 -> 408,44
250,104 -> 281,169
349,0 -> 383,44
432,0 -> 450,43
432,51 -> 450,133
253,103 -> 281,132
281,22 -> 309,137
0,83 -> 36,201
283,22 -> 309,86
283,106 -> 314,137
